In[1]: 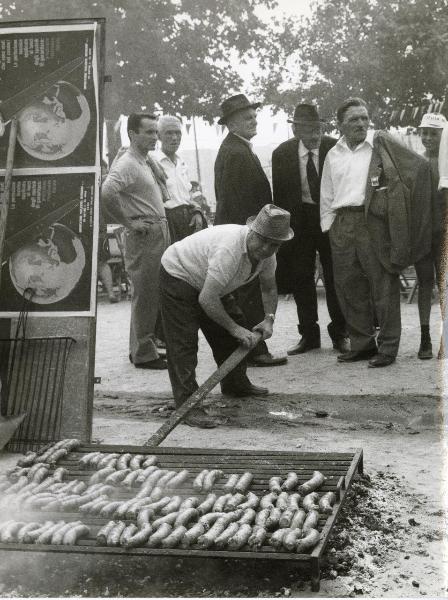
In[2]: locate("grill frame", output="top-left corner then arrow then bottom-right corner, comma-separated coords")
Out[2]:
0,445 -> 363,592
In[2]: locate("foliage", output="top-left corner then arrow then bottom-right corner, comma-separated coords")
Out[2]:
0,0 -> 277,121
255,0 -> 448,125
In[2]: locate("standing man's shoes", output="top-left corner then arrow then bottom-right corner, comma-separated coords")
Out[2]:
287,336 -> 320,355
332,337 -> 350,354
418,341 -> 433,360
247,353 -> 287,367
221,383 -> 269,397
368,353 -> 395,368
337,347 -> 377,362
134,357 -> 168,370
184,408 -> 219,429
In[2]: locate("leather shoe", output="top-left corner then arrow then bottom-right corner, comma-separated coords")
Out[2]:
418,341 -> 433,360
184,408 -> 219,429
287,336 -> 320,355
247,353 -> 287,367
332,337 -> 350,354
134,357 -> 167,370
337,347 -> 377,362
368,353 -> 395,368
221,383 -> 269,397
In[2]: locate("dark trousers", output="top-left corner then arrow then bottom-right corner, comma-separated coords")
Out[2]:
159,267 -> 250,407
293,205 -> 346,339
329,210 -> 401,357
234,278 -> 269,358
166,205 -> 195,243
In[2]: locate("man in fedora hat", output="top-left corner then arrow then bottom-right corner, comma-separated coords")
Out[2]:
159,204 -> 293,428
214,93 -> 287,368
272,103 -> 348,355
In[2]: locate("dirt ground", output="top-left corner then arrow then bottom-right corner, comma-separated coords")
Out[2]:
0,291 -> 447,598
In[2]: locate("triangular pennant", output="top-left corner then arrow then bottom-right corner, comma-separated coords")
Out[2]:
273,123 -> 278,133
412,107 -> 419,119
439,99 -> 445,113
215,123 -> 220,136
221,124 -> 226,134
185,123 -> 191,134
399,109 -> 406,122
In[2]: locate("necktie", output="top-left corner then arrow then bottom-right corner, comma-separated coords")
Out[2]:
306,151 -> 320,204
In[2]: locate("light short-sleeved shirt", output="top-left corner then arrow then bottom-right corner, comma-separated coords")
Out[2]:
439,125 -> 448,190
320,129 -> 375,232
150,149 -> 192,209
161,224 -> 276,297
102,147 -> 165,220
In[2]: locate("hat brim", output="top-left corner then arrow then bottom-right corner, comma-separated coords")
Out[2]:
246,215 -> 294,242
418,123 -> 445,129
218,102 -> 262,125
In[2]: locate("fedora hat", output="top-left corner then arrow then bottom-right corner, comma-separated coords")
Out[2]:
218,94 -> 261,125
246,204 -> 294,242
287,103 -> 323,124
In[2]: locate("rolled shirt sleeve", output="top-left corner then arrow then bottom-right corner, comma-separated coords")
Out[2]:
439,125 -> 448,190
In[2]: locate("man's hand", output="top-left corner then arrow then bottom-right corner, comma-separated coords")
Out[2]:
189,212 -> 203,232
231,325 -> 261,349
131,220 -> 151,234
253,318 -> 274,341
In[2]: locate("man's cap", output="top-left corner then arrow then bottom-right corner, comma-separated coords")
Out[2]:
418,112 -> 447,129
287,103 -> 323,124
246,204 -> 294,242
218,94 -> 261,125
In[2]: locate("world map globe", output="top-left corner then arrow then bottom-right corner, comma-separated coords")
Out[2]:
17,81 -> 91,161
9,223 -> 86,304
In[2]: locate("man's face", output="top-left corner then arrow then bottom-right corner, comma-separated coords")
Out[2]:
228,108 -> 258,140
247,231 -> 282,262
159,125 -> 182,155
420,127 -> 442,156
130,117 -> 158,153
292,121 -> 322,149
339,105 -> 369,147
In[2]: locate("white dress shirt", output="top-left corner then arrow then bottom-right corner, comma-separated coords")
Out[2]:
299,140 -> 319,205
439,125 -> 448,190
320,129 -> 375,232
150,149 -> 192,210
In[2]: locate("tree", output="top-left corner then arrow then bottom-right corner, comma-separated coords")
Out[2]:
0,0 -> 277,121
255,0 -> 448,126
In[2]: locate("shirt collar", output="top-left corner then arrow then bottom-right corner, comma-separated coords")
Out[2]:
233,133 -> 253,150
151,149 -> 179,164
338,129 -> 375,152
298,140 -> 318,158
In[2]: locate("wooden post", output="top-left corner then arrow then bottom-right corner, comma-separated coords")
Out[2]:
192,116 -> 201,183
0,117 -> 18,289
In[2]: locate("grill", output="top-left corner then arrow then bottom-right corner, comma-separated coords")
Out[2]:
0,444 -> 363,592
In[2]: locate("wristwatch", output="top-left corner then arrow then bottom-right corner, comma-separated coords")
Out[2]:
265,313 -> 275,322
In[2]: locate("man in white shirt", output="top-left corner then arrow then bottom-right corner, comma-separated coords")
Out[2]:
321,98 -> 402,367
160,204 -> 293,428
151,115 -> 205,242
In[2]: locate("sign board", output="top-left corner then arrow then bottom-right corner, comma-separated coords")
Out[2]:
0,18 -> 105,443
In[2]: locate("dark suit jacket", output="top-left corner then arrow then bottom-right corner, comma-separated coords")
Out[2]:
214,132 -> 272,225
271,135 -> 337,293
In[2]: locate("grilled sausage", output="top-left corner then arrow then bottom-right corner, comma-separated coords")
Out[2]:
122,470 -> 143,488
62,524 -> 90,545
136,507 -> 155,529
234,472 -> 253,494
237,492 -> 259,511
283,528 -> 303,551
119,523 -> 139,546
297,471 -> 326,495
238,508 -> 257,525
89,466 -> 116,485
255,508 -> 271,528
146,523 -> 173,547
99,501 -> 124,518
79,451 -> 101,468
193,469 -> 209,491
180,522 -> 206,547
179,497 -> 199,511
318,491 -> 336,514
1,521 -> 26,542
197,517 -> 229,548
17,522 -> 42,543
97,453 -> 120,469
152,512 -> 180,528
123,525 -> 153,548
52,467 -> 68,483
279,508 -> 296,528
227,523 -> 252,550
213,494 -> 232,512
17,452 -> 38,467
197,493 -> 217,515
136,466 -> 159,484
198,512 -> 227,529
129,454 -> 145,471
105,469 -> 132,486
214,522 -> 240,549
36,521 -> 66,544
165,469 -> 189,489
259,492 -> 277,509
276,492 -> 290,511
116,453 -> 132,471
270,527 -> 292,549
160,496 -> 183,515
295,528 -> 320,553
174,508 -> 198,528
287,493 -> 301,511
281,472 -> 299,491
52,522 -> 80,545
247,525 -> 267,550
223,473 -> 239,493
265,507 -> 282,530
149,486 -> 164,501
142,455 -> 158,468
106,521 -> 127,546
202,469 -> 224,492
47,448 -> 68,465
302,492 -> 320,512
302,510 -> 319,533
161,525 -> 187,548
157,471 -> 177,488
96,520 -> 117,545
225,493 -> 246,511
268,476 -> 282,494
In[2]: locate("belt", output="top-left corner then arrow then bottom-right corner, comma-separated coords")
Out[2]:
336,206 -> 364,213
129,215 -> 167,223
302,202 -> 319,209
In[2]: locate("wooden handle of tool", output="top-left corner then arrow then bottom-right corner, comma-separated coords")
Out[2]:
143,333 -> 262,447
0,118 -> 18,288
